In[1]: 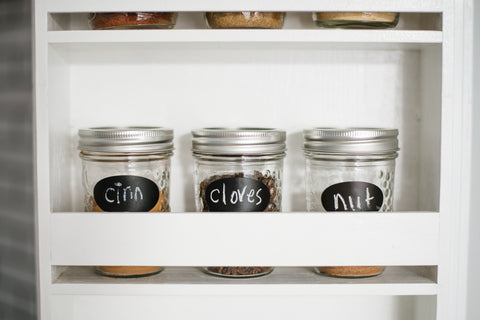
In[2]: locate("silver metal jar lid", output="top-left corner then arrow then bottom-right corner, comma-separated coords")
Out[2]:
303,128 -> 399,155
192,127 -> 286,155
78,126 -> 174,154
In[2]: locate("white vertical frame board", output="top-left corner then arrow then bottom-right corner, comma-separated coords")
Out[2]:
33,0 -> 473,319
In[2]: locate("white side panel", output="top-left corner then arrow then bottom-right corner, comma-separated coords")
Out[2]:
467,0 -> 480,318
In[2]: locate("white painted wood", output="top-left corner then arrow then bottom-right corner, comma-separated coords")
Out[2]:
50,295 -> 430,320
51,267 -> 437,296
50,212 -> 439,266
434,0 -> 474,319
466,0 -> 479,318
45,0 -> 445,13
34,1 -> 54,320
47,30 -> 443,45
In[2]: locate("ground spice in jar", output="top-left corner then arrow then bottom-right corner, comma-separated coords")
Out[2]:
89,12 -> 177,30
315,266 -> 385,278
313,12 -> 399,29
304,128 -> 399,278
79,127 -> 174,278
205,12 -> 285,29
90,191 -> 168,277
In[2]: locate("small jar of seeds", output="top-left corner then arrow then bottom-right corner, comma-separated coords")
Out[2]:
191,127 -> 286,278
205,12 -> 285,29
303,128 -> 399,278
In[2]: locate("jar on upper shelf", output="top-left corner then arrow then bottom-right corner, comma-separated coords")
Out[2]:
205,12 -> 286,29
78,126 -> 174,278
303,128 -> 399,278
89,12 -> 178,29
313,12 -> 400,29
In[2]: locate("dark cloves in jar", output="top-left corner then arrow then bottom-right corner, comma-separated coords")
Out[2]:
192,128 -> 286,278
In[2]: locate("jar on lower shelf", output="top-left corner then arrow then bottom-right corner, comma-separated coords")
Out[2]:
205,12 -> 285,29
303,128 -> 399,278
78,126 -> 173,277
89,12 -> 178,30
313,12 -> 399,29
192,128 -> 286,278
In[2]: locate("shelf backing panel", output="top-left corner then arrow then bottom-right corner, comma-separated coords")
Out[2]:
46,44 -> 442,213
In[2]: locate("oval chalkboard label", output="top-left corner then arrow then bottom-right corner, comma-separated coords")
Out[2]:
205,177 -> 270,212
321,181 -> 383,212
93,175 -> 159,212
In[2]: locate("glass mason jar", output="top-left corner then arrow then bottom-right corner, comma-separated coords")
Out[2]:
78,127 -> 173,277
313,12 -> 399,29
303,128 -> 399,278
89,12 -> 178,30
192,128 -> 286,278
205,12 -> 285,29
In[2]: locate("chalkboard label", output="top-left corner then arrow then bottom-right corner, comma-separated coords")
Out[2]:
321,181 -> 383,212
93,175 -> 159,212
205,177 -> 270,212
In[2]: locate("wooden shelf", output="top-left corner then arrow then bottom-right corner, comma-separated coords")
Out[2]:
52,266 -> 437,296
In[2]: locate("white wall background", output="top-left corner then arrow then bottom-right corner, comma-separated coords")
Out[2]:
0,0 -> 37,319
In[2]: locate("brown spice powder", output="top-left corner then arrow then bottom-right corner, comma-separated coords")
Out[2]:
314,12 -> 398,23
206,12 -> 285,29
97,266 -> 163,277
90,190 -> 168,277
316,266 -> 384,277
89,12 -> 177,30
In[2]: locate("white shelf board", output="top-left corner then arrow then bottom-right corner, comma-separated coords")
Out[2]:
52,266 -> 437,296
46,0 -> 444,13
50,212 -> 439,266
47,29 -> 443,46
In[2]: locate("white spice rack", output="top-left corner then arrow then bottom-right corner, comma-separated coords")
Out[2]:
35,1 -> 472,320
